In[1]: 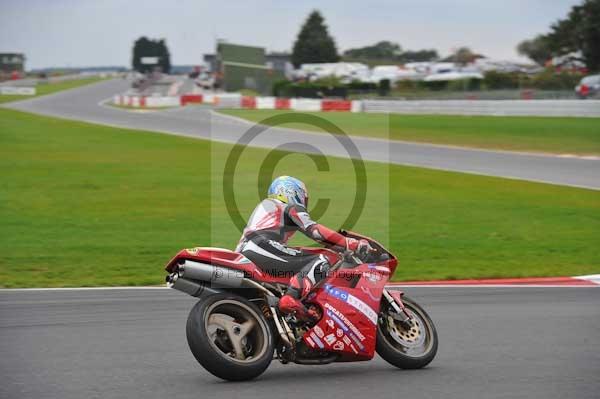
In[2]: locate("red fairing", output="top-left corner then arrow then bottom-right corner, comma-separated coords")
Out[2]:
301,258 -> 396,360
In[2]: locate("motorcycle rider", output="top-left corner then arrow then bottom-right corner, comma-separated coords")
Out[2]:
236,176 -> 372,321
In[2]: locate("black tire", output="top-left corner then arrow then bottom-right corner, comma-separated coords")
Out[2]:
376,295 -> 438,369
186,293 -> 274,381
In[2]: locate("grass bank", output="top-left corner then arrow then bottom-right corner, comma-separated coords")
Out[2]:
1,108 -> 598,287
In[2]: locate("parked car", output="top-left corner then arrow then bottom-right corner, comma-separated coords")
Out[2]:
575,75 -> 600,99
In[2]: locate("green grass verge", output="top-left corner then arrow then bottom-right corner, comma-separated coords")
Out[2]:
1,108 -> 598,287
219,109 -> 600,155
0,77 -> 108,104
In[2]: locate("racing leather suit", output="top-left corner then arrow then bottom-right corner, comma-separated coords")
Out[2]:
236,198 -> 360,299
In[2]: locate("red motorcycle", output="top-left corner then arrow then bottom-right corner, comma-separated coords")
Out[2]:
165,230 -> 438,381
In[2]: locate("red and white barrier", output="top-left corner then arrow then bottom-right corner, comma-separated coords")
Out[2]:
180,94 -> 203,106
214,93 -> 241,108
256,96 -> 276,109
241,96 -> 257,109
291,98 -> 322,111
112,95 -> 181,108
203,93 -> 215,104
275,98 -> 291,110
351,100 -> 363,113
236,96 -> 362,113
112,93 -> 363,113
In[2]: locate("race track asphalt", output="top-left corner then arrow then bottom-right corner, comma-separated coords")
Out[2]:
3,79 -> 600,190
1,287 -> 599,399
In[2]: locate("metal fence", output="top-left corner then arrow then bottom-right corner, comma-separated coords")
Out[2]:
361,99 -> 600,117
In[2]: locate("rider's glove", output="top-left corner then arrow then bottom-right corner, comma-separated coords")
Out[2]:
346,238 -> 374,256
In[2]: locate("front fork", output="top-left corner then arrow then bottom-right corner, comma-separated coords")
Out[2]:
382,289 -> 412,328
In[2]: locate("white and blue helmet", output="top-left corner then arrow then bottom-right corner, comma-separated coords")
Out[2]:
268,176 -> 308,208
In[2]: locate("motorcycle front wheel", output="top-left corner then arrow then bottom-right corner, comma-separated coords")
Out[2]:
376,295 -> 438,369
186,292 -> 274,381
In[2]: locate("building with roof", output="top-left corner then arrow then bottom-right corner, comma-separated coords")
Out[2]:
0,53 -> 25,79
204,43 -> 289,93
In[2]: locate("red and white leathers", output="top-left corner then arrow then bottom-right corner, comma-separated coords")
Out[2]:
236,198 -> 369,320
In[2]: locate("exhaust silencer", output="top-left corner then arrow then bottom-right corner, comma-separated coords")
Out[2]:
179,260 -> 245,288
170,276 -> 211,297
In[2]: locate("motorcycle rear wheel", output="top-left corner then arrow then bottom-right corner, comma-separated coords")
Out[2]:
376,295 -> 438,369
186,292 -> 274,381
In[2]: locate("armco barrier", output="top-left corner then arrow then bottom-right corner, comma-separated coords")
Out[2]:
362,99 -> 600,117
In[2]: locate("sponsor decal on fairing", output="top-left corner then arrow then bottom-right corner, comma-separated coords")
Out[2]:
347,294 -> 378,324
324,303 -> 365,341
313,325 -> 324,338
185,247 -> 201,255
368,264 -> 390,273
324,333 -> 337,345
333,341 -> 345,351
360,285 -> 379,301
324,284 -> 378,324
326,319 -> 335,330
310,332 -> 324,348
348,332 -> 365,351
362,271 -> 382,283
336,328 -> 344,338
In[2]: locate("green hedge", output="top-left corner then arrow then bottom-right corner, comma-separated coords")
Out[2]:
272,69 -> 584,97
483,69 -> 583,90
273,79 -> 387,98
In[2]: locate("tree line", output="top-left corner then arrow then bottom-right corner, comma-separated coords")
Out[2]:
291,11 -> 440,67
131,1 -> 599,74
517,0 -> 599,71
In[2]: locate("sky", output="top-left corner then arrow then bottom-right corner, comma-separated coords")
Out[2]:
0,0 -> 583,70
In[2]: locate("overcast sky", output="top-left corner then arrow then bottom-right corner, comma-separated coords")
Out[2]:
0,0 -> 582,69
